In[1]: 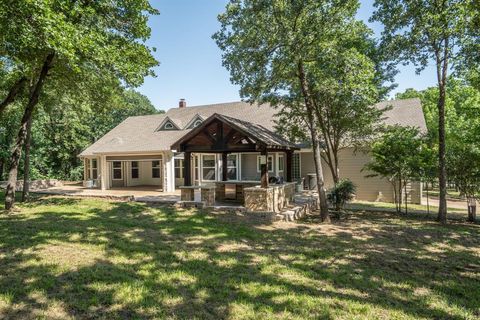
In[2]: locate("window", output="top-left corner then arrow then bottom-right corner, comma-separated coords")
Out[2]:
112,161 -> 122,180
257,155 -> 274,172
175,159 -> 184,179
227,154 -> 238,180
194,155 -> 199,181
202,155 -> 216,180
85,159 -> 91,179
152,160 -> 161,178
131,161 -> 139,179
278,154 -> 285,172
91,159 -> 98,179
193,119 -> 202,128
164,121 -> 175,130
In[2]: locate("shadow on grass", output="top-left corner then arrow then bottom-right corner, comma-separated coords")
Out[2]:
0,195 -> 479,319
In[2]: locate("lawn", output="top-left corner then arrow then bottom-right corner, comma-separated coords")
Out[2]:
0,194 -> 479,319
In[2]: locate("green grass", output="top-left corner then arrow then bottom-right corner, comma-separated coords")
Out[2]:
348,200 -> 469,220
426,189 -> 464,200
0,194 -> 479,319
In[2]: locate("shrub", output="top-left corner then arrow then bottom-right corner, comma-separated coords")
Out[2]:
327,179 -> 356,210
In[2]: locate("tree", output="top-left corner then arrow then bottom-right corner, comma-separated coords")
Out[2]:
0,0 -> 159,210
447,128 -> 480,222
364,125 -> 425,213
214,0 -> 373,222
276,45 -> 387,185
371,0 -> 478,223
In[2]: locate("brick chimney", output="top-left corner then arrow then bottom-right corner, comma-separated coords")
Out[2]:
179,98 -> 186,108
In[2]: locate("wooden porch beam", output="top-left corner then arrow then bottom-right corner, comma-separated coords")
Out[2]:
222,152 -> 228,181
286,150 -> 293,182
260,148 -> 269,188
184,152 -> 192,186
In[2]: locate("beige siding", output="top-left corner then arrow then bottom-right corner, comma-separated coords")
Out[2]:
300,148 -> 399,203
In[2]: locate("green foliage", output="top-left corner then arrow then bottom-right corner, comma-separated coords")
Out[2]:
0,89 -> 160,181
364,125 -> 426,212
371,0 -> 479,221
327,179 -> 357,210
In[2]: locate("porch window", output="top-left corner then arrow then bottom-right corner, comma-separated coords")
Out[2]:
152,160 -> 161,178
194,155 -> 199,181
91,159 -> 98,179
112,161 -> 122,180
202,155 -> 216,181
257,155 -> 274,173
85,159 -> 91,179
175,159 -> 184,179
131,161 -> 139,179
278,154 -> 284,172
227,154 -> 238,180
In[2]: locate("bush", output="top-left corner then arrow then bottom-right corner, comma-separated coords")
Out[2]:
327,179 -> 356,210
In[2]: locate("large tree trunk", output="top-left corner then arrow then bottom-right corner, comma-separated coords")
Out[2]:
0,76 -> 28,115
21,117 -> 33,202
437,78 -> 447,223
4,52 -> 54,211
297,61 -> 330,222
435,40 -> 449,224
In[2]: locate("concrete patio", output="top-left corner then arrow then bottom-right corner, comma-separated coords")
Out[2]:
33,184 -> 181,203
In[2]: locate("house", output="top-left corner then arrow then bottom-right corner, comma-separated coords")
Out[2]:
79,98 -> 427,203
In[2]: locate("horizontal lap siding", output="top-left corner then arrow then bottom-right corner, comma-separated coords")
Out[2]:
300,148 -> 396,203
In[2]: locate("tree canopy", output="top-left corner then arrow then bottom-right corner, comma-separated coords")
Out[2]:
214,0 -> 389,222
371,0 -> 480,223
0,0 -> 159,209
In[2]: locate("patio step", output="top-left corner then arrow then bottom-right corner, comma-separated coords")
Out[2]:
276,195 -> 318,222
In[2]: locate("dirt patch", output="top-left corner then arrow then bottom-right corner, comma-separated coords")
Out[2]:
36,242 -> 105,269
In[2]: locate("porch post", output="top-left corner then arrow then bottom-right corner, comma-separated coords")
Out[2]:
286,150 -> 293,182
100,155 -> 107,190
261,149 -> 269,188
184,152 -> 192,186
222,152 -> 228,181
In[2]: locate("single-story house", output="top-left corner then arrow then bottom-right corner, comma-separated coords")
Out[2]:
79,98 -> 426,203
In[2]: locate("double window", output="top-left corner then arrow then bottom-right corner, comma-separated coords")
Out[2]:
85,158 -> 98,180
131,161 -> 139,179
152,160 -> 161,178
112,161 -> 122,180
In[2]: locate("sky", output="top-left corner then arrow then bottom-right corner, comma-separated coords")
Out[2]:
138,0 -> 438,111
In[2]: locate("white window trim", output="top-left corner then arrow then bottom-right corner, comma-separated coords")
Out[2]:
226,153 -> 239,181
175,159 -> 184,179
257,155 -> 274,173
164,122 -> 175,130
152,160 -> 161,179
131,161 -> 139,179
201,154 -> 217,181
278,154 -> 285,172
193,119 -> 203,128
112,161 -> 123,180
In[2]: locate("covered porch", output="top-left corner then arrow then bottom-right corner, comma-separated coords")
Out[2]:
171,113 -> 299,211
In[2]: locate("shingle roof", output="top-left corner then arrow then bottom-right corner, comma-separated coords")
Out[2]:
171,113 -> 298,151
375,98 -> 427,132
79,98 -> 426,156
